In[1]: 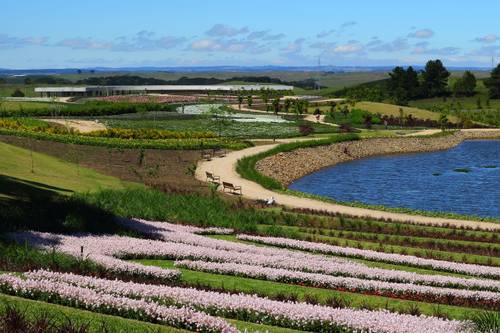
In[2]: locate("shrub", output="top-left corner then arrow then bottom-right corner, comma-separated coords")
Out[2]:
10,89 -> 25,97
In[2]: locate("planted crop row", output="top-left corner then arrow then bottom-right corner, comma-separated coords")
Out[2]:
0,128 -> 250,150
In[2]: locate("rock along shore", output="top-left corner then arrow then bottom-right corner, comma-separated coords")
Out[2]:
256,130 -> 500,186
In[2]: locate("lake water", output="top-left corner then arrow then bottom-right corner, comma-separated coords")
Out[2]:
289,140 -> 500,218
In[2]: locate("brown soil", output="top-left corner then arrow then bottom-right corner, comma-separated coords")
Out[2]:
0,135 -> 207,193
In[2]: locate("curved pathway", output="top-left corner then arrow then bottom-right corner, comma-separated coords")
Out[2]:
196,131 -> 500,231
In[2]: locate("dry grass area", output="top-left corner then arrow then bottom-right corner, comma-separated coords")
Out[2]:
355,101 -> 459,123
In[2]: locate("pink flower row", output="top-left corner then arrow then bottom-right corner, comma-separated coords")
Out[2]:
0,273 -> 236,333
174,260 -> 500,308
26,270 -> 471,333
115,220 -> 500,292
237,235 -> 500,279
9,230 -> 500,293
120,218 -> 234,235
9,231 -> 180,281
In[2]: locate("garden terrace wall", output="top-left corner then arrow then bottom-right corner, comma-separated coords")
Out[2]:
256,130 -> 500,186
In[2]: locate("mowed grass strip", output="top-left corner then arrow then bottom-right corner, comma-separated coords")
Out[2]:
0,141 -> 132,195
134,259 -> 483,320
281,211 -> 500,244
283,225 -> 500,256
355,101 -> 459,123
251,226 -> 500,267
210,234 -> 478,278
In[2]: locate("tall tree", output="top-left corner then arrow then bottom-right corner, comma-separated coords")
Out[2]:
484,64 -> 500,99
453,71 -> 476,97
421,59 -> 450,97
388,66 -> 420,104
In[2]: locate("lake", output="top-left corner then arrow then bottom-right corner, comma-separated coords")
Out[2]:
289,140 -> 500,218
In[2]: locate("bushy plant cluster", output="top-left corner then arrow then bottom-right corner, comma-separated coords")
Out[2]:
0,101 -> 176,117
85,128 -> 217,140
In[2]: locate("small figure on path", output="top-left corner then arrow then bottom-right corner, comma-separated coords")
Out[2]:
314,108 -> 321,123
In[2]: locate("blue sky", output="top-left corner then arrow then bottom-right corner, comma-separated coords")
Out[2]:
1,0 -> 499,68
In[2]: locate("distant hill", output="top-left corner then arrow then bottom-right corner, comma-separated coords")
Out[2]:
0,65 -> 493,77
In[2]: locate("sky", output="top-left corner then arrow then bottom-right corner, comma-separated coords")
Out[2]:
1,0 -> 499,69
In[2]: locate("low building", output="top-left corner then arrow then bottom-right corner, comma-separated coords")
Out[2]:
34,84 -> 294,97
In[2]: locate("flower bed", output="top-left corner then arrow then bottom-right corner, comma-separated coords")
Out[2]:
175,260 -> 500,310
24,270 -> 471,333
8,231 -> 181,282
238,235 -> 500,279
10,227 -> 500,293
0,273 -> 235,333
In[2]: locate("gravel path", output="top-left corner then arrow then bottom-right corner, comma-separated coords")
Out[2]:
196,129 -> 500,231
43,119 -> 106,133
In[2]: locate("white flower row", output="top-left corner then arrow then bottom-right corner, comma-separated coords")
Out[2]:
120,218 -> 234,235
8,231 -> 181,281
9,230 -> 500,293
237,235 -> 500,279
26,270 -> 471,333
0,273 -> 236,333
174,260 -> 500,308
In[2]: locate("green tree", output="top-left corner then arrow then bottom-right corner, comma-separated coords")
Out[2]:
439,113 -> 449,131
484,64 -> 500,98
246,94 -> 253,108
237,91 -> 244,110
271,97 -> 280,115
388,66 -> 420,104
453,71 -> 476,97
421,59 -> 450,97
399,107 -> 405,128
284,98 -> 292,113
260,88 -> 271,111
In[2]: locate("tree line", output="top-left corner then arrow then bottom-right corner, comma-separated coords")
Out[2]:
334,60 -> 500,106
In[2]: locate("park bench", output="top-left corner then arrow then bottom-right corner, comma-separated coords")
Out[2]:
213,148 -> 226,158
206,171 -> 220,184
201,150 -> 212,161
222,181 -> 242,195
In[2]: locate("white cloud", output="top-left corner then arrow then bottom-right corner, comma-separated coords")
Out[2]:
247,30 -> 285,41
0,33 -> 48,48
474,34 -> 498,44
206,24 -> 249,37
369,38 -> 409,52
316,29 -> 335,39
55,32 -> 186,51
408,29 -> 434,39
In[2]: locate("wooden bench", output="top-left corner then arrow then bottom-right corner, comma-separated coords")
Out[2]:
201,150 -> 212,161
213,148 -> 226,158
222,181 -> 242,195
206,171 -> 220,183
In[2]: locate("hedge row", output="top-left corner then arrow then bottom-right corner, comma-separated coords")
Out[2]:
0,128 -> 251,150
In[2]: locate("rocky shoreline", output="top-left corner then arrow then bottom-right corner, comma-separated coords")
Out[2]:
255,130 -> 500,186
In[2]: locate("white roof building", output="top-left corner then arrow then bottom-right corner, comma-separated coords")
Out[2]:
34,84 -> 294,97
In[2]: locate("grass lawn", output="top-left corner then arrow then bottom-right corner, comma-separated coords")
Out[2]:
0,141 -> 132,195
134,259 -> 482,320
0,100 -> 63,110
354,101 -> 459,123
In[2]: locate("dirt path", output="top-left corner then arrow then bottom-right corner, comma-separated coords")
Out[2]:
43,119 -> 107,133
196,131 -> 500,231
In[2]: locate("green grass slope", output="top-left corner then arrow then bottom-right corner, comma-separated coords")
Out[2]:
0,141 -> 131,195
